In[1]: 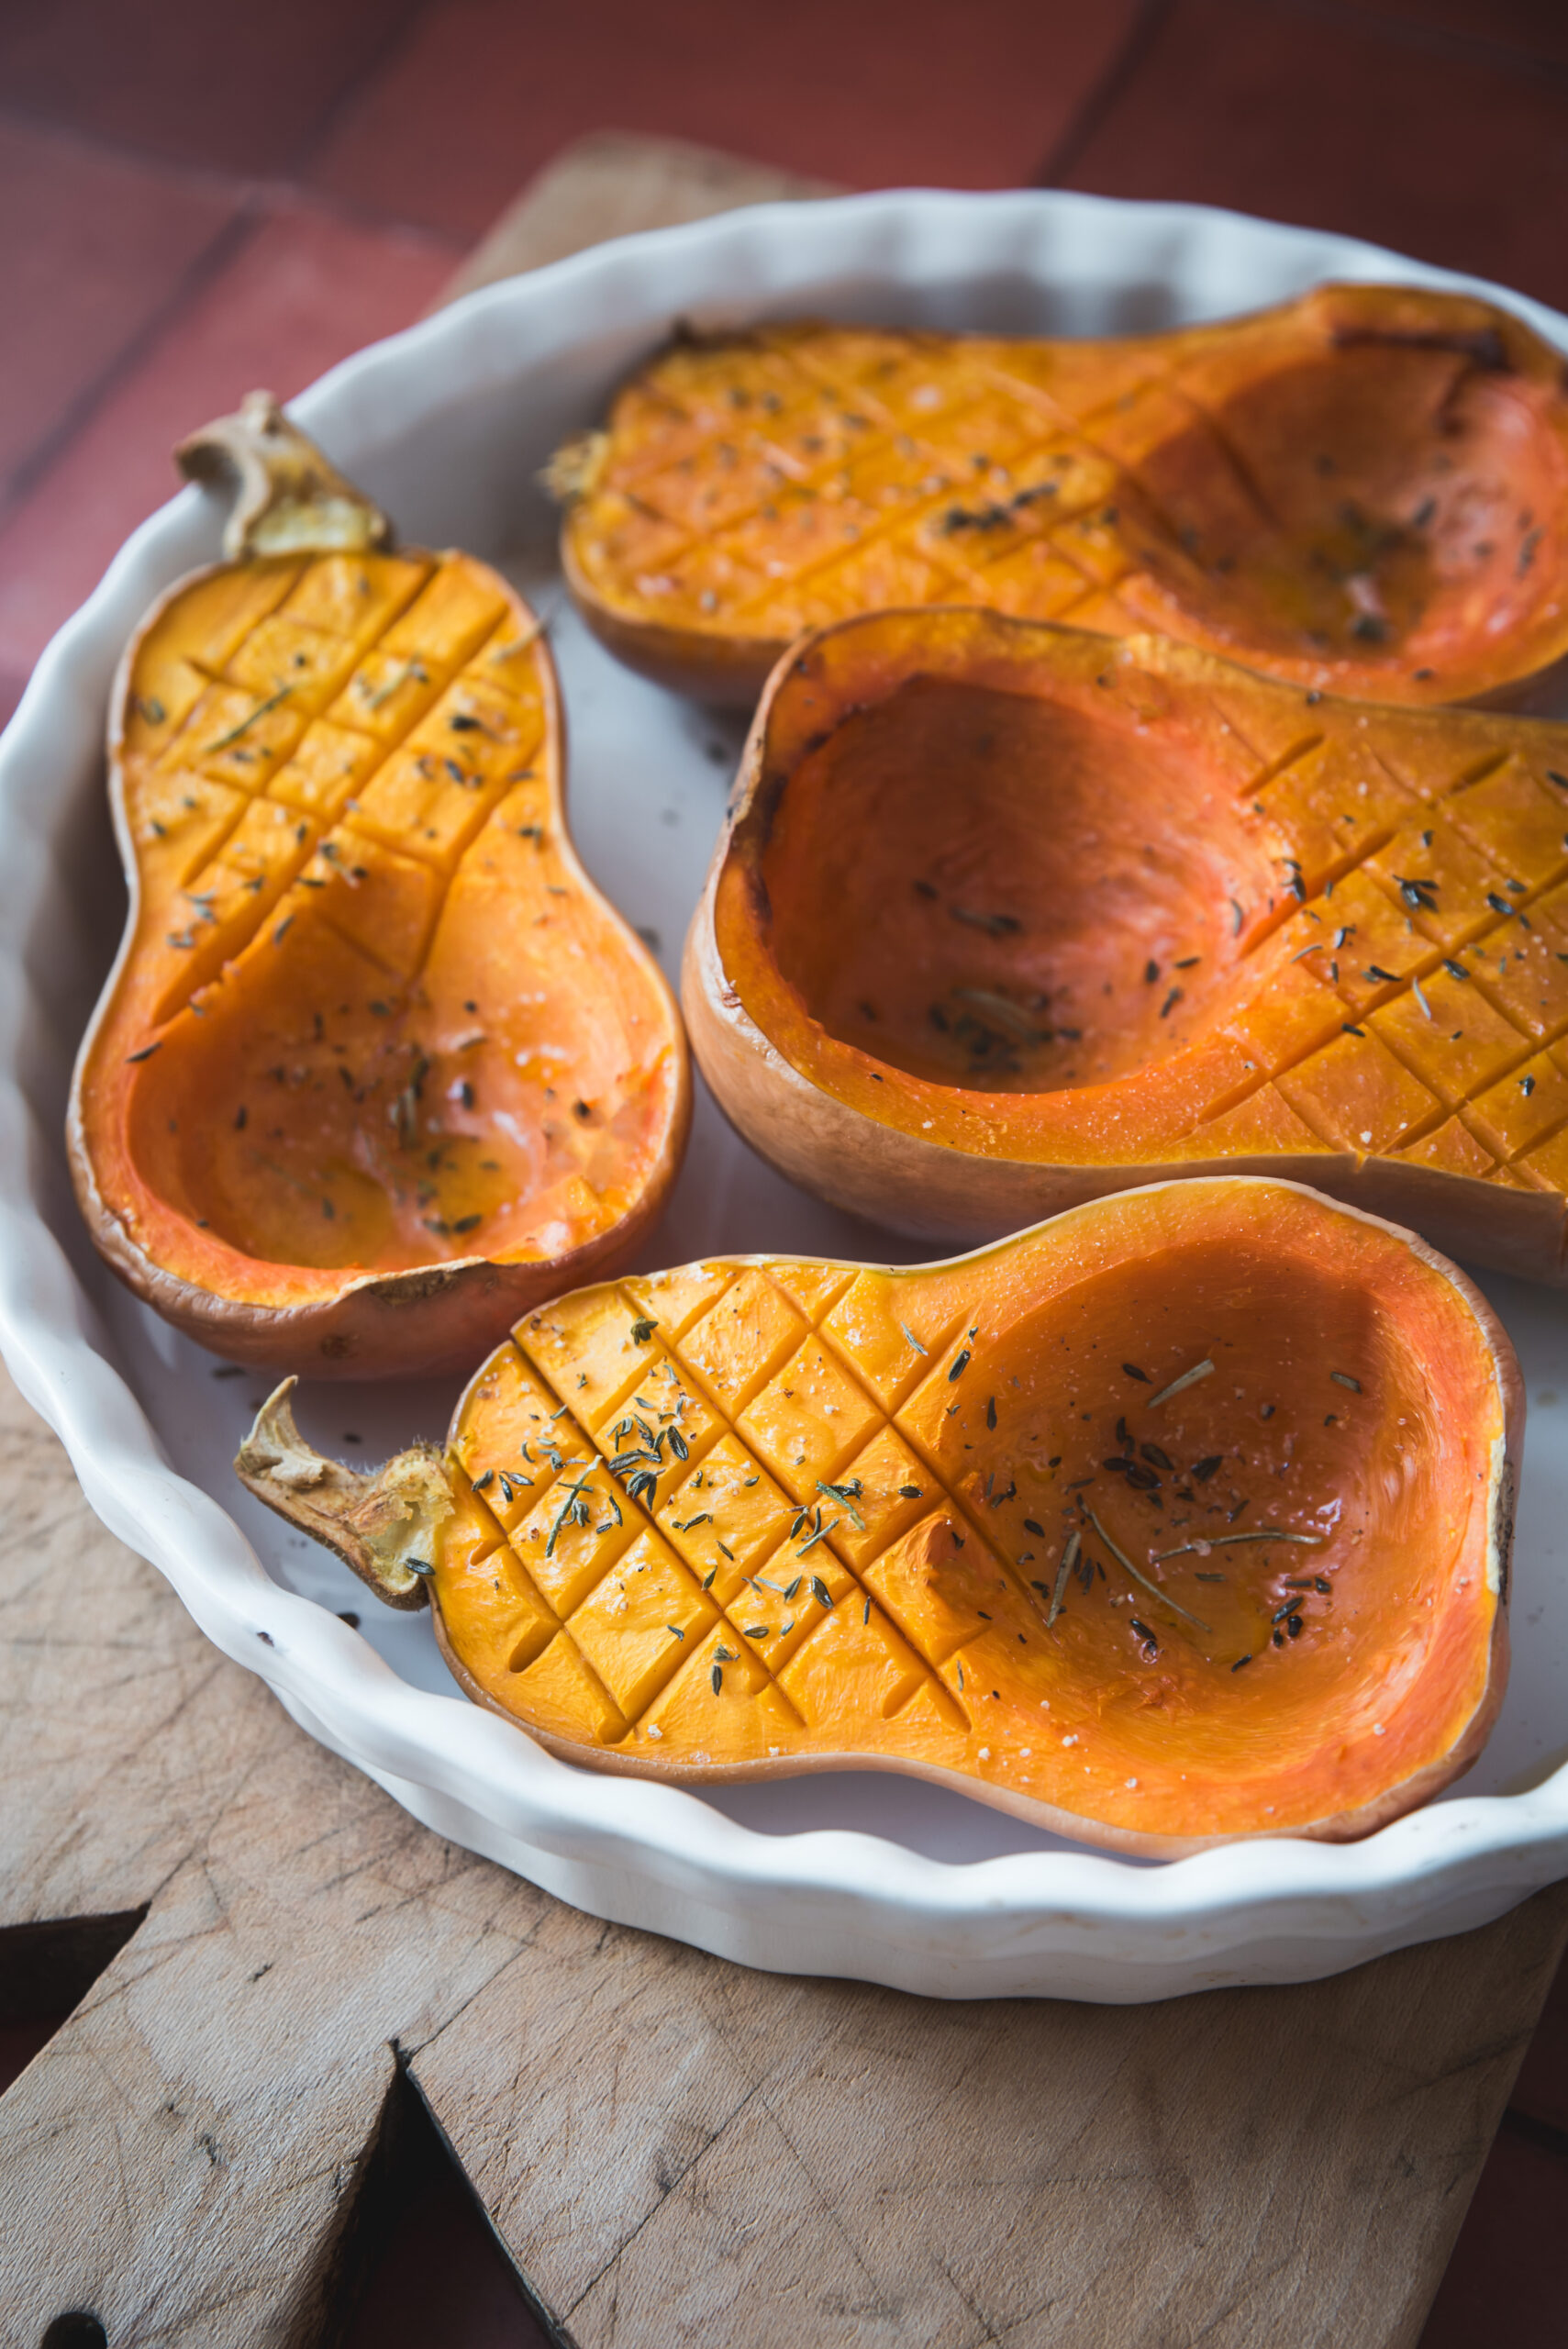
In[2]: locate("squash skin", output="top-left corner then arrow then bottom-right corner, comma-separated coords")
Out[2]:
72,526 -> 689,1379
558,283 -> 1568,710
686,607 -> 1568,1279
385,1180 -> 1517,1858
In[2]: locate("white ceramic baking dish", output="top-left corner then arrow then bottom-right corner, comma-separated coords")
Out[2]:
6,187 -> 1568,1999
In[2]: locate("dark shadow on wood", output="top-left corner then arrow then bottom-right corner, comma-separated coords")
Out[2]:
317,2054 -> 565,2349
1500,2102 -> 1568,2162
0,1909 -> 148,2026
0,1909 -> 150,2099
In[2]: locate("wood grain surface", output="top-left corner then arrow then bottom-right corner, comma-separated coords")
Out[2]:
438,131 -> 837,306
3,134 -> 1567,2349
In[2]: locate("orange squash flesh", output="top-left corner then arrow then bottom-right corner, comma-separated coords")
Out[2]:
241,1180 -> 1518,1856
686,607 -> 1568,1279
71,405 -> 688,1375
556,284 -> 1568,708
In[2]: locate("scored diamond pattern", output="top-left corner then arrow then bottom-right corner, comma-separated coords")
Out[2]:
1201,735 -> 1568,1182
734,1338 -> 884,1502
119,548 -> 540,1037
442,1264 -> 1069,1757
567,326 -> 1275,650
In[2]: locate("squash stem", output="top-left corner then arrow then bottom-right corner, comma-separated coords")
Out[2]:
176,391 -> 393,560
234,1377 -> 451,1610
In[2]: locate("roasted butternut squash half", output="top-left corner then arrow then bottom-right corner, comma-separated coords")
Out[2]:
70,397 -> 688,1375
686,607 -> 1568,1280
237,1179 -> 1518,1856
553,283 -> 1568,708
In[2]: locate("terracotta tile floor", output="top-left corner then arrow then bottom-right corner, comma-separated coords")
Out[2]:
4,0 -> 1568,2337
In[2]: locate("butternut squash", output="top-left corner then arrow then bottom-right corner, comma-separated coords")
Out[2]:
553,284 -> 1568,708
686,607 -> 1568,1279
70,396 -> 688,1376
236,1178 -> 1518,1857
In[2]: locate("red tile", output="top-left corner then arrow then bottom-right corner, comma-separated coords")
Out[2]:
308,0 -> 1144,241
1337,0 -> 1568,67
0,0 -> 426,175
0,198 -> 458,679
0,117 -> 237,497
1060,0 -> 1568,311
1418,2121 -> 1568,2347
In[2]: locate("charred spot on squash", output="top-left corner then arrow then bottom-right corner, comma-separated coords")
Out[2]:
560,283 -> 1568,708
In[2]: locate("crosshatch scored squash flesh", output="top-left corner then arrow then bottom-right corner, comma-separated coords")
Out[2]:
238,1181 -> 1518,1858
70,400 -> 687,1375
554,284 -> 1568,707
686,607 -> 1568,1280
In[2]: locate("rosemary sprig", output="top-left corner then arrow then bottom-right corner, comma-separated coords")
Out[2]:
950,986 -> 1046,1041
544,1475 -> 597,1556
1047,1529 -> 1079,1628
1088,1510 -> 1211,1635
817,1477 -> 865,1530
204,683 -> 292,753
1154,1528 -> 1328,1561
1147,1358 -> 1215,1409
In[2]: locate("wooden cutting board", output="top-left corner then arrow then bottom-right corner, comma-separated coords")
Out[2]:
3,135 -> 1565,2349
